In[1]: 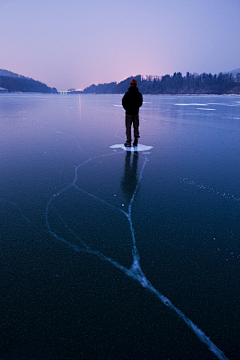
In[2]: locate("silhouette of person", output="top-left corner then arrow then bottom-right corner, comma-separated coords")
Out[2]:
122,79 -> 143,147
121,151 -> 139,202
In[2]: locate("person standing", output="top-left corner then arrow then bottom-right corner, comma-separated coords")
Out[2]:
122,78 -> 143,147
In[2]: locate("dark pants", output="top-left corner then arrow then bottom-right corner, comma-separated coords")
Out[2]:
125,114 -> 139,144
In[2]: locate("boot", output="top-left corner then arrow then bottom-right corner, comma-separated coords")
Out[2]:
133,138 -> 138,146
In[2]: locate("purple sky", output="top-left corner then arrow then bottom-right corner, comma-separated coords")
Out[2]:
0,0 -> 239,91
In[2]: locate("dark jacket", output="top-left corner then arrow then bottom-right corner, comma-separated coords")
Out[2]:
122,86 -> 143,115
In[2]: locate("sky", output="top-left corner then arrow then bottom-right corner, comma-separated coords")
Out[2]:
0,0 -> 239,91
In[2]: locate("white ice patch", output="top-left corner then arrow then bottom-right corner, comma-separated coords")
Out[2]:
208,103 -> 227,106
110,144 -> 153,152
174,103 -> 207,106
197,108 -> 216,111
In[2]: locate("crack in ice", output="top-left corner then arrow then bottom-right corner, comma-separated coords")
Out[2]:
181,177 -> 240,202
1,148 -> 229,360
43,150 -> 229,360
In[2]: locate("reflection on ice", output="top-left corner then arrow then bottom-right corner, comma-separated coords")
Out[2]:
121,152 -> 139,202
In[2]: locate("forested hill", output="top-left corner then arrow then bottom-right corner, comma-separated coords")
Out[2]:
83,72 -> 240,95
0,69 -> 58,93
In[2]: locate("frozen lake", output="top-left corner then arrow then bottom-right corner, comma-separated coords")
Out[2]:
0,93 -> 239,359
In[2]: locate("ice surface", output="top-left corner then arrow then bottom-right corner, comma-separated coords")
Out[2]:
1,93 -> 239,359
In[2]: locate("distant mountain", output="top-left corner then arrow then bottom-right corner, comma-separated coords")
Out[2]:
0,69 -> 58,93
83,76 -> 141,94
0,69 -> 23,78
228,68 -> 240,77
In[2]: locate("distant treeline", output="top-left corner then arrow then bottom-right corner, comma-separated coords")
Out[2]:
83,72 -> 240,95
0,76 -> 58,93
